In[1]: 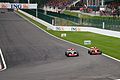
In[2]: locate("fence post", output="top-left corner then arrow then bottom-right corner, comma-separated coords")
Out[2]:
52,19 -> 55,25
36,3 -> 38,17
102,22 -> 105,29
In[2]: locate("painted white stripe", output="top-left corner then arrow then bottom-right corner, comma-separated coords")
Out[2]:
0,49 -> 7,71
0,62 -> 2,69
16,11 -> 120,63
103,54 -> 120,62
115,79 -> 120,80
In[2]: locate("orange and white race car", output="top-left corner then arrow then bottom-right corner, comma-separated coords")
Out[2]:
88,47 -> 102,55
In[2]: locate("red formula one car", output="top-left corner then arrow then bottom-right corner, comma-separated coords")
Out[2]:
88,47 -> 102,55
65,48 -> 79,57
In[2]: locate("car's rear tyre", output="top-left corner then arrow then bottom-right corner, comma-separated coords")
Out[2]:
65,52 -> 69,57
99,51 -> 102,55
90,53 -> 92,55
88,50 -> 91,54
76,52 -> 79,56
65,52 -> 68,56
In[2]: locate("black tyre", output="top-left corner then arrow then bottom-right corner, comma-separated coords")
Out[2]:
65,52 -> 69,57
99,51 -> 102,55
65,52 -> 67,56
88,50 -> 90,54
77,52 -> 79,56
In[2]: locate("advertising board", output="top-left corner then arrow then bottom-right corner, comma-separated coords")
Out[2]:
0,3 -> 37,9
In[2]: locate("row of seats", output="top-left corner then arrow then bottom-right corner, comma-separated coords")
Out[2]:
107,2 -> 120,8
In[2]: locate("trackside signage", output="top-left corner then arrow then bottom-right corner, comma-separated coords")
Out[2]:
0,3 -> 37,9
0,3 -> 11,8
11,3 -> 21,9
56,27 -> 64,31
55,26 -> 81,31
71,27 -> 81,31
84,40 -> 91,45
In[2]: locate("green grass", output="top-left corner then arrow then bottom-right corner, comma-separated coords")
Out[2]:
63,10 -> 79,17
48,31 -> 120,59
63,10 -> 90,19
17,11 -> 120,60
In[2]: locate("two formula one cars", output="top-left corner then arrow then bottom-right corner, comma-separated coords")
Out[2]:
65,47 -> 102,57
65,48 -> 79,57
88,47 -> 102,55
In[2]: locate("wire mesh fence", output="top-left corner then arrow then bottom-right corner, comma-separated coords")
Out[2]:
21,9 -> 120,31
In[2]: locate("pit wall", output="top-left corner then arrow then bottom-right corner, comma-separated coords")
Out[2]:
18,10 -> 120,38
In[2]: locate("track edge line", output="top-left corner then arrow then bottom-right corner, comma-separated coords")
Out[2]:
0,49 -> 7,71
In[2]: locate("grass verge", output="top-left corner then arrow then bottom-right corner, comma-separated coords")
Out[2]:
17,11 -> 120,60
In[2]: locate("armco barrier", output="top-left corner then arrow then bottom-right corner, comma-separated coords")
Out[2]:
18,10 -> 120,38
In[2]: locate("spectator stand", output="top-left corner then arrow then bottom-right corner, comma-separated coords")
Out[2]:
43,0 -> 78,13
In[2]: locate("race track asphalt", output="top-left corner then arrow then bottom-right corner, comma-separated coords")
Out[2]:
0,10 -> 120,80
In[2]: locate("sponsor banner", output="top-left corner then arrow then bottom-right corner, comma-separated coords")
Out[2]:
11,3 -> 37,9
71,27 -> 81,31
55,26 -> 81,31
0,3 -> 11,8
0,3 -> 37,9
26,4 -> 37,9
56,27 -> 64,31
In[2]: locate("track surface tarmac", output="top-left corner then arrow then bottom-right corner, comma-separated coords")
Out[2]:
0,11 -> 120,80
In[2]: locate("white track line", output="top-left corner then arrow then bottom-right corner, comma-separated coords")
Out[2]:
16,11 -> 120,63
0,62 -> 2,69
0,49 -> 7,71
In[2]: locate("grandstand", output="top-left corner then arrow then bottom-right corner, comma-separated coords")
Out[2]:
16,0 -> 120,31
43,0 -> 77,13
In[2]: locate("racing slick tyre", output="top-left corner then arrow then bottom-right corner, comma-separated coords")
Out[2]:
89,52 -> 92,55
77,52 -> 79,56
65,52 -> 69,57
88,50 -> 91,54
99,51 -> 102,55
